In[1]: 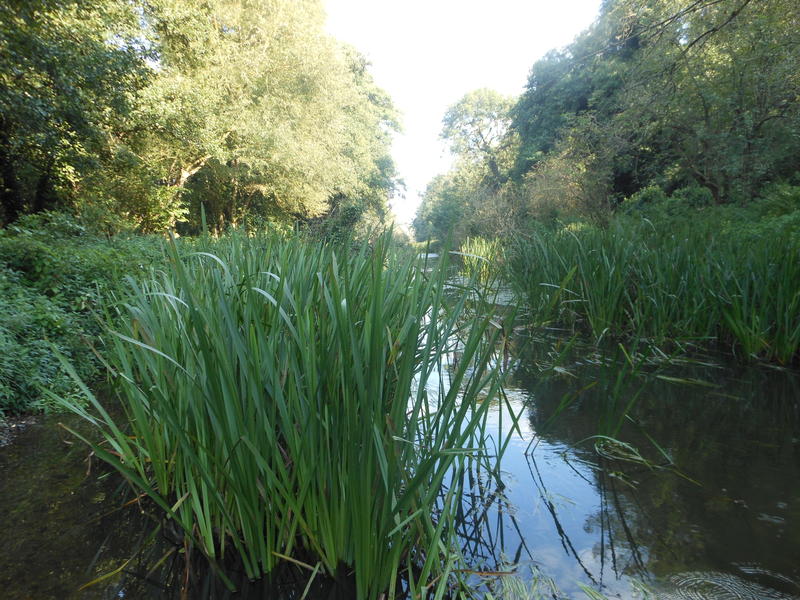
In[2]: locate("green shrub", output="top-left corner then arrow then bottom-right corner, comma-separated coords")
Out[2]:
620,186 -> 669,213
671,185 -> 714,208
0,214 -> 166,413
753,183 -> 800,217
0,235 -> 62,289
0,267 -> 90,414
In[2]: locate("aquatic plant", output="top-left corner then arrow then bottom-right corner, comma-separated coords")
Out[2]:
457,237 -> 505,285
56,231 -> 507,599
507,219 -> 800,363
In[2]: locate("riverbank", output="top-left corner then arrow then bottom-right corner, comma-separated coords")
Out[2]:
0,212 -> 166,416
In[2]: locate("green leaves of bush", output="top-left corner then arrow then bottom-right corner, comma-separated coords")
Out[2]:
0,267 -> 86,414
0,212 -> 164,413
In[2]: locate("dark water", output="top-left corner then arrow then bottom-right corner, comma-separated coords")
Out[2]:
471,351 -> 800,598
0,414 -> 156,599
1,353 -> 799,599
0,413 -> 360,600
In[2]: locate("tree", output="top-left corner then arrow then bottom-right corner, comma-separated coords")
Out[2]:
510,0 -> 800,206
414,174 -> 463,243
116,0 -> 399,230
412,89 -> 524,243
1,0 -> 399,232
0,0 -> 146,224
441,89 -> 518,191
612,0 -> 800,202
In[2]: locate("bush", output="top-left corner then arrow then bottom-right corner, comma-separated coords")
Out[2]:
0,214 -> 166,413
671,185 -> 714,208
620,185 -> 669,212
0,267 -> 89,414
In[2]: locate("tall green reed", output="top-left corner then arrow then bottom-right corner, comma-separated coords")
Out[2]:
507,220 -> 800,363
457,237 -> 505,285
56,231 -> 507,599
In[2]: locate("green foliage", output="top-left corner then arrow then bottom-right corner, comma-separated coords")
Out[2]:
620,186 -> 668,212
413,169 -> 528,246
512,0 -> 800,205
0,213 -> 161,300
120,1 -> 398,231
458,237 -> 504,284
510,17 -> 627,180
670,186 -> 714,208
413,173 -> 470,243
414,89 -> 523,245
1,0 -> 398,234
507,209 -> 800,364
0,0 -> 147,223
621,186 -> 711,219
419,0 -> 800,238
0,266 -> 86,414
57,232 -> 507,598
752,182 -> 800,218
441,89 -> 517,189
0,212 -> 165,413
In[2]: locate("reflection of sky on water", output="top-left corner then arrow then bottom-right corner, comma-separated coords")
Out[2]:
463,367 -> 800,599
401,308 -> 799,599
478,387 -> 644,598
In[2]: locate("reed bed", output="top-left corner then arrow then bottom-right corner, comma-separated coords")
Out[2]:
57,232 -> 507,599
507,220 -> 800,363
457,237 -> 505,285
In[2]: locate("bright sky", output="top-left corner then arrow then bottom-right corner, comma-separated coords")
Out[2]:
325,0 -> 602,227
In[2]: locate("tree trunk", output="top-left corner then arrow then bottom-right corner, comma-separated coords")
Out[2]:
0,124 -> 24,225
32,167 -> 58,213
170,155 -> 212,188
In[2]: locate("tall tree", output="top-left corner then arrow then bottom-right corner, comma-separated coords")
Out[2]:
2,0 -> 399,232
117,0 -> 398,230
509,0 -> 800,210
0,0 -> 146,224
612,0 -> 800,201
441,89 -> 517,191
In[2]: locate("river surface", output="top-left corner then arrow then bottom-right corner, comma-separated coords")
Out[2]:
1,348 -> 799,599
0,412 -> 157,598
465,348 -> 800,598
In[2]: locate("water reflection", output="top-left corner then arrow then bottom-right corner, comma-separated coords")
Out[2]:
471,354 -> 800,598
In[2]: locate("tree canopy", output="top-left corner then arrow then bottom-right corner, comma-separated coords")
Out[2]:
0,0 -> 399,233
414,0 -> 800,241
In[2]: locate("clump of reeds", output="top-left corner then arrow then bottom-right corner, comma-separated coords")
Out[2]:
457,237 -> 505,285
58,231 -> 506,598
507,220 -> 800,363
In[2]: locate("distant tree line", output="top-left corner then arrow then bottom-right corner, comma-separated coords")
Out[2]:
0,0 -> 399,234
414,0 -> 800,242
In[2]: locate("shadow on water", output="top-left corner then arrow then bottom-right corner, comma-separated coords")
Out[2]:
0,412 -> 367,599
0,412 -> 150,599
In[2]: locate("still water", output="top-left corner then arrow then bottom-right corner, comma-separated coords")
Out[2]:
1,351 -> 798,598
473,350 -> 800,598
0,413 -> 154,598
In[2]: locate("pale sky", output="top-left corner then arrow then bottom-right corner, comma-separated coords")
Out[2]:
324,0 -> 602,227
